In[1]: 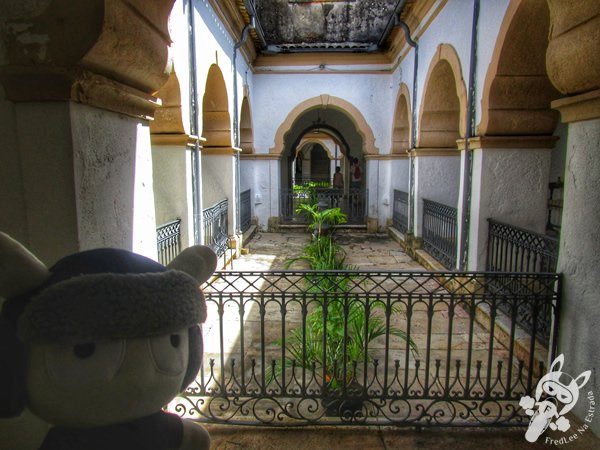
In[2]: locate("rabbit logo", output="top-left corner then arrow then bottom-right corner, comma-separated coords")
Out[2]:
519,354 -> 591,443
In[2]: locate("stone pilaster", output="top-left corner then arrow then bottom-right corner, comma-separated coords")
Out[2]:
546,0 -> 600,437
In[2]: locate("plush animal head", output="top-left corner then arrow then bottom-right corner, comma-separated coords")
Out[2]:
0,232 -> 217,427
535,354 -> 591,417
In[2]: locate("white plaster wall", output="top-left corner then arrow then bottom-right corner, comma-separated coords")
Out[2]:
240,159 -> 280,230
253,73 -> 393,155
467,148 -> 552,270
9,102 -> 80,265
366,159 -> 396,231
413,156 -> 461,236
0,87 -> 28,245
202,154 -> 236,233
557,118 -> 600,436
70,102 -> 157,260
152,145 -> 192,249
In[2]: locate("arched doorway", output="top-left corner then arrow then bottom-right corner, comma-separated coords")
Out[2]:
278,102 -> 368,225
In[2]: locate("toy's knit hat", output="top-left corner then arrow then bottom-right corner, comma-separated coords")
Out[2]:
1,236 -> 217,344
0,232 -> 217,416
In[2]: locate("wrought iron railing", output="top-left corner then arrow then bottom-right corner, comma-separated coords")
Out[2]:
240,189 -> 252,233
203,199 -> 229,258
486,219 -> 559,342
392,190 -> 409,234
281,188 -> 367,225
156,219 -> 181,266
173,270 -> 559,427
422,199 -> 457,269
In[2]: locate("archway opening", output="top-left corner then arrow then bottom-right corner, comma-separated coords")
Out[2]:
419,60 -> 461,148
392,85 -> 411,153
279,105 -> 366,225
202,64 -> 231,148
240,96 -> 254,154
479,0 -> 560,136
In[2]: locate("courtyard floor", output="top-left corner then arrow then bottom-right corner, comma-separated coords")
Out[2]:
188,231 -> 597,449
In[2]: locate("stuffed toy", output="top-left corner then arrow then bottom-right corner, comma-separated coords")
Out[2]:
0,232 -> 216,450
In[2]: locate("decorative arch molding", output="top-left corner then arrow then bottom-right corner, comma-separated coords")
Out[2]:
418,44 -> 468,148
478,0 -> 560,136
270,95 -> 378,155
151,70 -> 185,135
240,96 -> 254,154
392,83 -> 412,154
297,137 -> 344,161
202,64 -> 232,148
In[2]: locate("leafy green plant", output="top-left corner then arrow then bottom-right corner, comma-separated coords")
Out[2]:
297,204 -> 347,238
275,196 -> 418,394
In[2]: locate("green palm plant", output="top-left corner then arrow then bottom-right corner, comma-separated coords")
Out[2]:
275,199 -> 418,394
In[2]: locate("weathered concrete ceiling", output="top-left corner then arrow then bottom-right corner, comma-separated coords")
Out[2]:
254,0 -> 399,52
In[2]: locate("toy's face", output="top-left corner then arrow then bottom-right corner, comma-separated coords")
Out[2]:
541,379 -> 576,407
26,328 -> 189,427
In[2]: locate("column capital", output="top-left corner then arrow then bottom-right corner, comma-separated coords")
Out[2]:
0,0 -> 175,119
457,136 -> 559,150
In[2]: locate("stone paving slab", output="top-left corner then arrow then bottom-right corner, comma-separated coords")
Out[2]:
204,423 -> 600,449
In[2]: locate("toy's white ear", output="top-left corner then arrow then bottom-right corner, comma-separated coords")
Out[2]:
575,370 -> 591,390
549,354 -> 564,373
0,232 -> 50,298
167,245 -> 217,285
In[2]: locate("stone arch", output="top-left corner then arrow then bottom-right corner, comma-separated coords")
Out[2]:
418,44 -> 468,148
478,0 -> 560,136
202,64 -> 231,147
392,83 -> 411,153
270,95 -> 378,155
151,70 -> 185,135
297,136 -> 345,160
240,96 -> 254,153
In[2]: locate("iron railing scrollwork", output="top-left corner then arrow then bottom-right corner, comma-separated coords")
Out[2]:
172,270 -> 559,427
156,219 -> 181,266
202,199 -> 229,258
392,190 -> 409,234
422,199 -> 457,269
281,188 -> 367,225
486,219 -> 559,342
240,189 -> 252,233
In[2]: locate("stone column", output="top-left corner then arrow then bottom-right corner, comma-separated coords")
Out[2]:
546,0 -> 600,436
0,0 -> 175,264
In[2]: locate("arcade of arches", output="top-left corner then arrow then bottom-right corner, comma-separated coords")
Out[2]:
1,0 -> 599,442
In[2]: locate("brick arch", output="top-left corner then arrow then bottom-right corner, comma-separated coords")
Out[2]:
270,95 -> 378,155
418,44 -> 467,148
202,64 -> 231,147
478,0 -> 560,136
392,83 -> 411,153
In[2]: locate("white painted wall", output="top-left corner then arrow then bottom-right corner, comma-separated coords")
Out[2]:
71,102 -> 158,260
467,147 -> 552,270
202,153 -> 236,234
557,118 -> 600,436
152,145 -> 193,249
253,73 -> 393,155
413,155 -> 461,237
